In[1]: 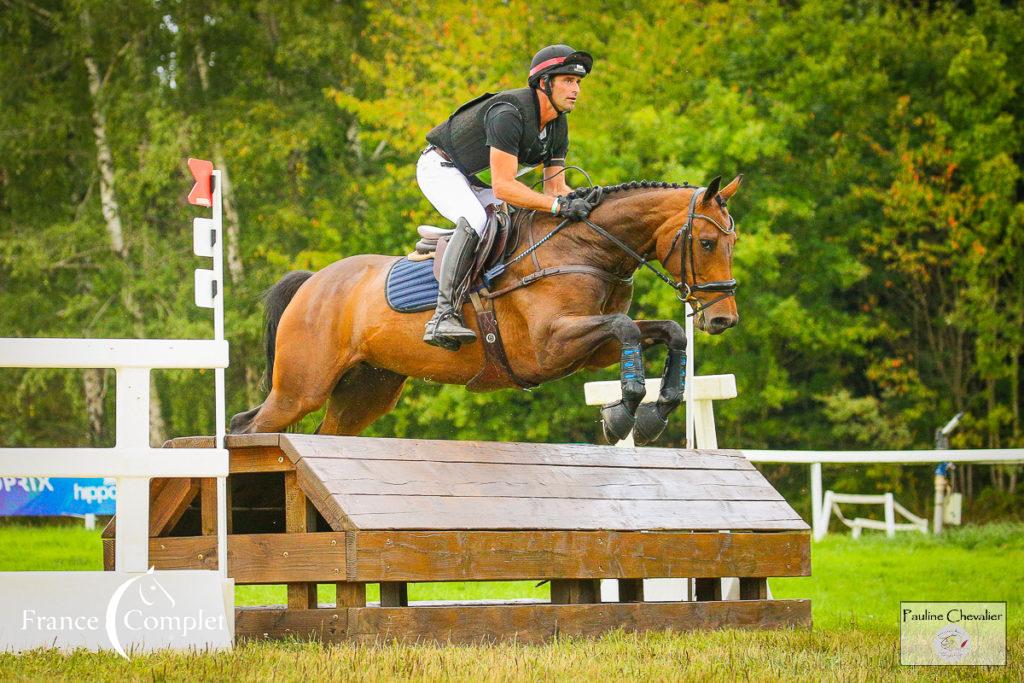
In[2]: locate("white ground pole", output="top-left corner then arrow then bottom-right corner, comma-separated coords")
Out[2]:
742,449 -> 1024,541
0,164 -> 233,652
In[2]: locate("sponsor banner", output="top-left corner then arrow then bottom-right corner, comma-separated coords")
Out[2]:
900,601 -> 1006,666
0,477 -> 116,516
0,570 -> 233,655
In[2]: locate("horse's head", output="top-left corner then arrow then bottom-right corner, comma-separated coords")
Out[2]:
655,175 -> 742,334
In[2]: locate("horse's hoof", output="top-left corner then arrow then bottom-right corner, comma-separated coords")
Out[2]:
601,400 -> 637,444
633,403 -> 669,446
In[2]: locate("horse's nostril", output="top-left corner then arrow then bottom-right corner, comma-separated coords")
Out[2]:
710,316 -> 737,330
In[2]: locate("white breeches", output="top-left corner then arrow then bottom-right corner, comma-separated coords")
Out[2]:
416,149 -> 497,235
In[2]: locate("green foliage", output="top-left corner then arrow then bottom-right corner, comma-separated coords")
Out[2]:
0,1 -> 1022,509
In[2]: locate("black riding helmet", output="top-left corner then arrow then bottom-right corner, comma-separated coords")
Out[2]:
528,44 -> 593,113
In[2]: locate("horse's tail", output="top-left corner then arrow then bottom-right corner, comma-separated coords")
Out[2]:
261,270 -> 314,392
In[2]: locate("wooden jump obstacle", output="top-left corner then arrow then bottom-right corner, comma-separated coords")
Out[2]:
103,434 -> 811,643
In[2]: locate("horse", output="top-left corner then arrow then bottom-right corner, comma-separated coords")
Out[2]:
229,174 -> 742,445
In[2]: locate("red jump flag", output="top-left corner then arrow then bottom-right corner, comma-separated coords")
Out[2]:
187,158 -> 214,207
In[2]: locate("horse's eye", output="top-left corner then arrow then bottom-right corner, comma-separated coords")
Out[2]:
700,239 -> 715,251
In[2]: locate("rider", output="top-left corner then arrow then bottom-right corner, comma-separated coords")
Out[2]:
418,44 -> 599,350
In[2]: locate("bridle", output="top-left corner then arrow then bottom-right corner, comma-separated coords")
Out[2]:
663,187 -> 738,315
482,184 -> 738,317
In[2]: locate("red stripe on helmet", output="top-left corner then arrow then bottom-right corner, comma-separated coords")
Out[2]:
529,56 -> 567,76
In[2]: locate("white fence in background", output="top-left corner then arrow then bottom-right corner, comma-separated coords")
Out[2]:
818,490 -> 928,540
0,160 -> 233,653
741,449 -> 1024,541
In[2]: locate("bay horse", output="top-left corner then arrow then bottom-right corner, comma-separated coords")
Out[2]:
230,174 -> 742,444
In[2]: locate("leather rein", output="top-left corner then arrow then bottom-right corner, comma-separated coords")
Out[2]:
482,186 -> 737,316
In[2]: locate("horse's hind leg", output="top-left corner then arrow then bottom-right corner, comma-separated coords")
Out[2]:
236,353 -> 354,434
317,363 -> 408,436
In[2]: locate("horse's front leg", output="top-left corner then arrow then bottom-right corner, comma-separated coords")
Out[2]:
538,312 -> 646,443
631,320 -> 688,446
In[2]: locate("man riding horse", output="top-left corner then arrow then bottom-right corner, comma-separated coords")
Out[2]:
419,44 -> 599,350
229,44 -> 743,443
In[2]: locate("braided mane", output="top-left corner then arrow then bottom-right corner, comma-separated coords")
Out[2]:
564,179 -> 695,201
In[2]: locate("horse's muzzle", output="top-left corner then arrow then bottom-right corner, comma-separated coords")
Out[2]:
705,313 -> 738,334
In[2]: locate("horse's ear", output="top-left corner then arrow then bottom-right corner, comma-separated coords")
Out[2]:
701,176 -> 722,205
720,174 -> 743,201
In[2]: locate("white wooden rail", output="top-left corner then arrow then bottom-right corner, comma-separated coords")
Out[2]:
0,161 -> 233,653
740,449 -> 1024,541
818,490 -> 928,540
0,338 -> 229,571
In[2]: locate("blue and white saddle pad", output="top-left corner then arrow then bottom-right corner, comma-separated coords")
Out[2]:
385,257 -> 439,313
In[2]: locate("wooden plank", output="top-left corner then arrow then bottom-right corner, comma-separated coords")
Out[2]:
310,459 -> 784,502
163,434 -> 282,450
694,578 -> 722,601
618,579 -> 644,603
285,471 -> 318,608
200,478 -> 217,537
107,532 -> 347,583
102,539 -> 114,571
164,436 -> 216,449
740,577 -> 768,600
149,477 -> 199,536
230,446 -> 293,474
280,434 -> 756,472
380,583 -> 409,607
551,579 -> 599,604
332,496 -> 807,532
348,531 -> 810,582
235,600 -> 812,644
295,463 -> 357,532
336,582 -> 366,608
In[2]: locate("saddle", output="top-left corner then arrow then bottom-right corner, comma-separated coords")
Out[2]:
409,204 -> 518,287
402,205 -> 534,392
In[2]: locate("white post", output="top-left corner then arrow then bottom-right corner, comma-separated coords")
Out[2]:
113,367 -> 151,573
810,462 -> 823,542
684,302 -> 695,449
884,492 -> 896,538
211,169 -> 229,578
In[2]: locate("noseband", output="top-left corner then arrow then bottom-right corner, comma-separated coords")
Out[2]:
665,188 -> 738,315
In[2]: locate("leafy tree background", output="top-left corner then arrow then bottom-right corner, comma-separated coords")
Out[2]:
1,0 -> 1021,520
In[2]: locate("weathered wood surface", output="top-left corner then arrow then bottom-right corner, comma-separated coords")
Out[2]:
285,470 -> 318,609
380,583 -> 409,607
740,577 -> 769,600
102,477 -> 198,540
302,494 -> 804,532
109,530 -> 808,583
103,532 -> 347,583
162,434 -> 809,532
149,477 -> 199,536
347,530 -> 810,582
281,434 -> 757,471
235,600 -> 812,644
310,459 -> 782,501
550,579 -> 600,604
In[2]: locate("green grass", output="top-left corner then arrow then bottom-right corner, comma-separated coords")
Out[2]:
0,522 -> 1020,680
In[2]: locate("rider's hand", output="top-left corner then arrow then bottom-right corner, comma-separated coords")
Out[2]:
554,195 -> 594,222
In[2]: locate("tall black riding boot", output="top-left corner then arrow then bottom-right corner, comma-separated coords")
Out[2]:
423,217 -> 479,350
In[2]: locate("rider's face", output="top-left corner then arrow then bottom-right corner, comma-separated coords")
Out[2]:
550,75 -> 581,111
